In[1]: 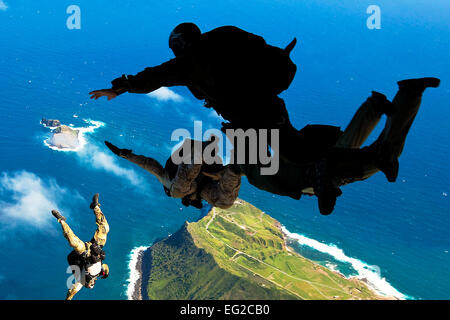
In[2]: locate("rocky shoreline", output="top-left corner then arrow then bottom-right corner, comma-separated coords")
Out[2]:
41,118 -> 61,128
131,250 -> 144,300
128,247 -> 148,300
278,225 -> 399,300
41,118 -> 82,150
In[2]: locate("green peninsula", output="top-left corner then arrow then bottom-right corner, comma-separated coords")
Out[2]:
136,199 -> 384,300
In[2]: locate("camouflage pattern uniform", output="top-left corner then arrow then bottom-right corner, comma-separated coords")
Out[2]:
57,202 -> 109,300
124,152 -> 241,209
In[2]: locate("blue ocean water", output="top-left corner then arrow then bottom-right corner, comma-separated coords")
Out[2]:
0,0 -> 449,299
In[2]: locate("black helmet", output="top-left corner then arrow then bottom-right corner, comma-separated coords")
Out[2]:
169,23 -> 201,56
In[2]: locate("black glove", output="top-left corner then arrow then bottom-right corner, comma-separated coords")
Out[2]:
104,141 -> 132,158
111,74 -> 130,95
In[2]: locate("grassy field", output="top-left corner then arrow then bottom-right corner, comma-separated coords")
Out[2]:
144,199 -> 382,300
188,199 -> 381,300
144,221 -> 296,299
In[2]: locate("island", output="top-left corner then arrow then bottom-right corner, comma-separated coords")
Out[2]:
46,125 -> 80,149
131,199 -> 391,300
41,118 -> 61,128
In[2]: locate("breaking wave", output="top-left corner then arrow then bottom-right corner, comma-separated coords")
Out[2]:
281,226 -> 410,299
126,246 -> 149,300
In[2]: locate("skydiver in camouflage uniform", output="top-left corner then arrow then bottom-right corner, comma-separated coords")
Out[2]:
51,193 -> 110,300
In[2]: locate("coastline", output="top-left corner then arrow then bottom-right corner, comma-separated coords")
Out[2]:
279,225 -> 404,300
127,205 -> 406,300
126,246 -> 148,300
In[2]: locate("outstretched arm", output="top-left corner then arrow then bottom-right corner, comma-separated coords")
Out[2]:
89,57 -> 191,99
104,141 -> 170,187
127,154 -> 167,182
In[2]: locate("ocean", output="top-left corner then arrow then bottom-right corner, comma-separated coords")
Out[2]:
0,0 -> 448,300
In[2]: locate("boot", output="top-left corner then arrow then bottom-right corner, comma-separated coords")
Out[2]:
363,142 -> 399,182
370,91 -> 395,116
397,77 -> 440,93
313,158 -> 343,215
379,156 -> 399,183
90,193 -> 100,209
51,209 -> 66,222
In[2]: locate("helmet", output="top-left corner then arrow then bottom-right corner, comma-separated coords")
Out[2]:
169,23 -> 201,56
101,264 -> 109,279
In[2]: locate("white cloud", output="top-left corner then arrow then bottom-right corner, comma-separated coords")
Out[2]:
147,87 -> 184,102
0,1 -> 7,11
0,171 -> 81,229
77,144 -> 144,187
